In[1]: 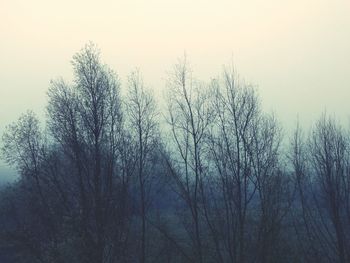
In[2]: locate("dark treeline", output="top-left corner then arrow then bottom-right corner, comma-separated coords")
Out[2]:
1,43 -> 349,263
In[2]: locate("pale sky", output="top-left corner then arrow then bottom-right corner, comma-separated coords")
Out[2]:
1,0 -> 350,181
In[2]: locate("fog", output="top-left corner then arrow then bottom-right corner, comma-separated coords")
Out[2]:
1,1 -> 350,182
1,2 -> 350,261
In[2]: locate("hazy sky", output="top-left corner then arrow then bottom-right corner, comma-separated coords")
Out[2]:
1,0 -> 350,181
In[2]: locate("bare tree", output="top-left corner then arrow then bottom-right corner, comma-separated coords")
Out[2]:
310,115 -> 349,263
126,69 -> 158,263
1,111 -> 63,262
47,42 -> 133,263
290,120 -> 320,262
207,65 -> 288,263
207,67 -> 259,263
291,114 -> 350,263
165,55 -> 213,263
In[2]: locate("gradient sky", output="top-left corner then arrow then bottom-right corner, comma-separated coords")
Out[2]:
1,0 -> 350,181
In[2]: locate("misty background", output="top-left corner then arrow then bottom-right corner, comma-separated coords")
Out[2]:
1,0 -> 350,183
